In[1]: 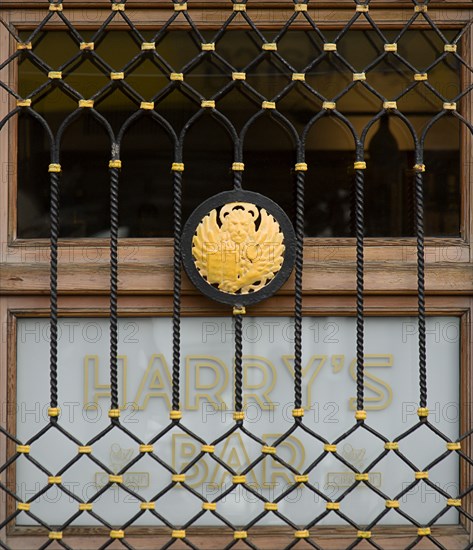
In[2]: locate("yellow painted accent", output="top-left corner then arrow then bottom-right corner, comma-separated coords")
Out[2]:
193,202 -> 284,294
79,503 -> 93,511
18,503 -> 31,512
170,73 -> 184,81
356,4 -> 369,12
203,502 -> 217,510
232,72 -> 246,80
48,476 -> 62,484
324,43 -> 337,52
447,499 -> 461,507
48,407 -> 60,417
232,162 -> 245,171
292,73 -> 305,81
354,161 -> 366,170
323,101 -> 336,110
17,99 -> 32,108
232,475 -> 246,484
109,475 -> 123,484
17,42 -> 32,50
48,71 -> 62,79
386,500 -> 399,508
326,502 -> 340,510
233,411 -> 245,421
414,164 -> 426,173
355,473 -> 369,481
172,530 -> 186,539
447,442 -> 461,451
172,474 -> 186,483
355,410 -> 367,420
414,4 -> 427,12
141,43 -> 156,51
201,445 -> 215,453
262,43 -> 277,51
140,444 -> 154,453
171,163 -> 184,172
111,72 -> 124,80
109,409 -> 120,418
17,445 -> 30,454
201,100 -> 215,108
78,446 -> 92,454
295,530 -> 310,539
49,532 -> 63,540
415,471 -> 429,480
48,164 -> 61,173
324,444 -> 337,453
358,531 -> 371,539
292,407 -> 305,416
140,502 -> 155,510
418,527 -> 431,536
414,73 -> 428,81
384,442 -> 399,450
443,102 -> 457,111
109,160 -> 122,169
174,3 -> 187,11
383,101 -> 397,110
353,73 -> 366,81
49,4 -> 63,11
79,99 -> 94,108
110,530 -> 125,539
111,4 -> 125,11
295,3 -> 307,11
233,306 -> 246,315
202,43 -> 215,51
417,407 -> 429,417
445,44 -> 457,53
80,42 -> 94,50
141,102 -> 155,110
384,44 -> 397,52
264,502 -> 278,511
262,446 -> 276,455
233,3 -> 246,11
262,101 -> 276,109
294,474 -> 309,483
234,531 -> 247,539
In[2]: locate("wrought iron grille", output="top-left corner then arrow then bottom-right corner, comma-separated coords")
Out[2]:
0,0 -> 472,548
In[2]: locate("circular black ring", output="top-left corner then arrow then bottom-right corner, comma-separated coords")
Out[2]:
181,190 -> 296,306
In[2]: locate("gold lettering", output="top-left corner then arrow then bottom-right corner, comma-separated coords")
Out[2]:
133,354 -> 172,410
172,434 -> 209,488
84,355 -> 127,409
349,355 -> 393,411
282,355 -> 328,408
210,432 -> 258,486
243,356 -> 276,409
185,356 -> 228,411
262,434 -> 305,486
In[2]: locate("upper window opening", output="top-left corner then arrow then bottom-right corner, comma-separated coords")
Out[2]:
17,28 -> 462,239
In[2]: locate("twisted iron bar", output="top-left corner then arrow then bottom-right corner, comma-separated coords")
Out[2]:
415,169 -> 427,409
354,166 -> 365,411
293,169 -> 305,411
172,169 -> 183,411
49,170 -> 60,410
109,165 -> 120,411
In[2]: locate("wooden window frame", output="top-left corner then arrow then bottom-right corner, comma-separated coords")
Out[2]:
0,2 -> 473,548
0,295 -> 471,548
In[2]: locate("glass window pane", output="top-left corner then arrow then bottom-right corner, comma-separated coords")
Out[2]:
17,29 -> 461,238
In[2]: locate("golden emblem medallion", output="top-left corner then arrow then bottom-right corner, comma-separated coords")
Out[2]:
192,202 -> 285,295
182,191 -> 295,306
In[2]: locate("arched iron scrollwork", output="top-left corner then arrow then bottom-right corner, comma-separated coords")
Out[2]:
0,0 -> 472,548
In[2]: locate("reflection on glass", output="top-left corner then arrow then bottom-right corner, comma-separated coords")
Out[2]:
17,29 -> 461,238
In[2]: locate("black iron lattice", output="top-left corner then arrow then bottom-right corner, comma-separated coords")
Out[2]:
0,0 -> 472,548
